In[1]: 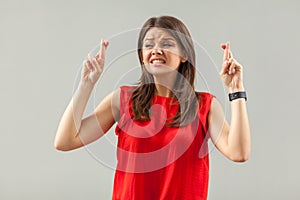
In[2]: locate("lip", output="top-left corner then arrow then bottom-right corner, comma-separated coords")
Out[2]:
149,57 -> 166,64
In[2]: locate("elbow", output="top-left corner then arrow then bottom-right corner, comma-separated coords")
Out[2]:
54,137 -> 73,152
54,141 -> 67,151
228,141 -> 251,163
54,129 -> 79,151
229,151 -> 251,163
231,155 -> 249,163
54,142 -> 67,152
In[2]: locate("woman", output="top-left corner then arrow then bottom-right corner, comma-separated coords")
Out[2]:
55,16 -> 251,200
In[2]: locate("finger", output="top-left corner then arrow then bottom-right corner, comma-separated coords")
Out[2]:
220,59 -> 230,75
221,42 -> 233,59
92,53 -> 103,73
228,58 -> 241,75
226,58 -> 233,74
83,59 -> 88,67
228,61 -> 236,75
96,39 -> 109,60
88,53 -> 98,71
83,60 -> 93,76
221,58 -> 234,75
222,41 -> 230,61
228,50 -> 233,59
232,59 -> 243,73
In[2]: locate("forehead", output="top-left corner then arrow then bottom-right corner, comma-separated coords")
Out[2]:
144,27 -> 174,40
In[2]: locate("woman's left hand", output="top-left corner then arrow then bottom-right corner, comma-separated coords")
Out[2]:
220,42 -> 244,92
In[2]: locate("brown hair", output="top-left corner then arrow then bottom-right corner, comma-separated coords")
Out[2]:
132,16 -> 199,127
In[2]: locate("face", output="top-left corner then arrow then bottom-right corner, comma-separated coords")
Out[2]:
142,27 -> 186,76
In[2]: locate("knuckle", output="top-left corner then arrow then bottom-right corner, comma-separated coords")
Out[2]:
84,59 -> 89,66
99,60 -> 105,65
97,57 -> 105,63
85,61 -> 91,67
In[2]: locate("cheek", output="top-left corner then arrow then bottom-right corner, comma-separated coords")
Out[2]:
165,51 -> 181,64
142,50 -> 151,63
165,47 -> 181,55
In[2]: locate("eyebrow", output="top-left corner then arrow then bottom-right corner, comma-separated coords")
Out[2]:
161,37 -> 175,41
144,37 -> 175,41
144,38 -> 154,41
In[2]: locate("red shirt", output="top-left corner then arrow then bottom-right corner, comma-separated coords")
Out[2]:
113,86 -> 213,200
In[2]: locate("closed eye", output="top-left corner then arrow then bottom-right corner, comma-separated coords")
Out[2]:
162,43 -> 173,47
144,43 -> 154,48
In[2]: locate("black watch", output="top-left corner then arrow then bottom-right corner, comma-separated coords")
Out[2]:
228,91 -> 247,101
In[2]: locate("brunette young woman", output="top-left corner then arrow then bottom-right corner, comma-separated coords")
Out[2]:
55,16 -> 251,200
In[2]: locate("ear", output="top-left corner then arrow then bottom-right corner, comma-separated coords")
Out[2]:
180,51 -> 187,63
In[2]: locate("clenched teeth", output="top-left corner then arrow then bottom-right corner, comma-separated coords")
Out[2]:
151,60 -> 165,64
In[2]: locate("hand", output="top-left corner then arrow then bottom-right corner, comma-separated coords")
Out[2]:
220,42 -> 244,92
82,39 -> 109,84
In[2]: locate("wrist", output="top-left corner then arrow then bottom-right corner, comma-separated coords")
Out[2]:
79,80 -> 95,91
228,83 -> 245,93
228,91 -> 247,101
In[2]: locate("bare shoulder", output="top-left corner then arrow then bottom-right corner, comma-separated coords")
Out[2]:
208,97 -> 224,118
94,88 -> 121,123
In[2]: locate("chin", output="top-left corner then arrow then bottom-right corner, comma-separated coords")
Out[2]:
145,64 -> 177,76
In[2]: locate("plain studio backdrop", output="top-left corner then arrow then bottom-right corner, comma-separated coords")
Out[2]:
1,0 -> 299,199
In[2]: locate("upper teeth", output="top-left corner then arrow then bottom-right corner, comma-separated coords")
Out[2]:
152,60 -> 164,64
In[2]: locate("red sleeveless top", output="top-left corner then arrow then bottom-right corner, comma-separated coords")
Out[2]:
113,86 -> 213,200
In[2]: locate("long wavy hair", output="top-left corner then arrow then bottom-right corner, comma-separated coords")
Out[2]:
131,16 -> 199,127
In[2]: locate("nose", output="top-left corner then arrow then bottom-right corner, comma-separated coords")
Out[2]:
151,48 -> 163,55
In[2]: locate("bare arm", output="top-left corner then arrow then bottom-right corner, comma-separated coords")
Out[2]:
208,42 -> 251,162
54,39 -> 119,151
209,97 -> 250,162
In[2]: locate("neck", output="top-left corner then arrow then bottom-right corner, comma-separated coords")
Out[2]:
153,72 -> 177,97
155,84 -> 172,97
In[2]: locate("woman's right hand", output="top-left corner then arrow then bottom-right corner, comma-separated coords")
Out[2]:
82,39 -> 109,84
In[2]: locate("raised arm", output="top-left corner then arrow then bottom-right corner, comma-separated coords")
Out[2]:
208,42 -> 251,162
54,39 -> 119,151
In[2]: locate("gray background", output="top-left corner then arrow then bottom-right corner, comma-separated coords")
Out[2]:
1,0 -> 299,199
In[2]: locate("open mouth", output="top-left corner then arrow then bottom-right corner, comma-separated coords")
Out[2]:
150,58 -> 166,64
